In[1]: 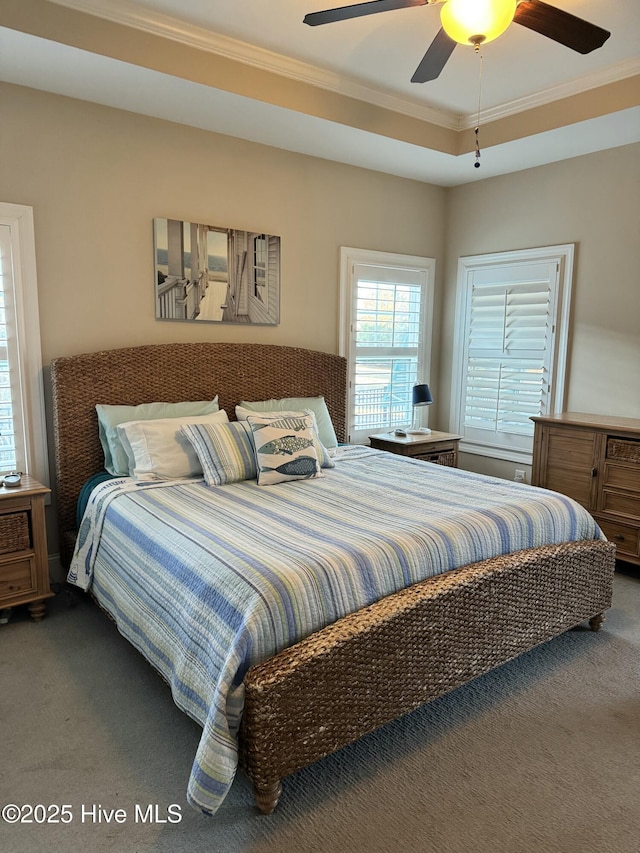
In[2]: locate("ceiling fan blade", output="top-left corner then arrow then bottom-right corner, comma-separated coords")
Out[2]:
304,0 -> 428,27
411,28 -> 456,83
513,0 -> 610,54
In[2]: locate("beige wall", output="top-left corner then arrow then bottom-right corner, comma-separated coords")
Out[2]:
443,143 -> 640,479
0,82 -> 446,364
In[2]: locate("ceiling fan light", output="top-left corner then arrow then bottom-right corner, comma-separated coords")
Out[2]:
440,0 -> 517,46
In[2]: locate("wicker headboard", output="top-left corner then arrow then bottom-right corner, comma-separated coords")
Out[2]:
50,342 -> 347,566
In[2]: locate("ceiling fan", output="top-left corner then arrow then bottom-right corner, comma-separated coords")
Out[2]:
303,0 -> 611,83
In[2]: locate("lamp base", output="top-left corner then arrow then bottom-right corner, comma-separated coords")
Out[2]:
406,428 -> 432,435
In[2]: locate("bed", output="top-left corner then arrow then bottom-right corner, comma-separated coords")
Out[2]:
50,342 -> 615,817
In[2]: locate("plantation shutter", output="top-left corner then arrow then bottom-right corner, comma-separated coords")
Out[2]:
343,254 -> 433,444
0,224 -> 25,472
459,260 -> 560,457
0,204 -> 48,484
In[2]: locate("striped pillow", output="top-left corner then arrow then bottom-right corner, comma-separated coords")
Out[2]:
181,420 -> 256,486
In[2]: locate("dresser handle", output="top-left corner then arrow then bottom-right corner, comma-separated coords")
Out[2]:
591,467 -> 597,477
614,534 -> 625,542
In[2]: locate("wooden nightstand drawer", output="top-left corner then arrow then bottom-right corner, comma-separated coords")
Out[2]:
597,519 -> 639,559
0,511 -> 31,555
414,448 -> 457,466
0,556 -> 37,601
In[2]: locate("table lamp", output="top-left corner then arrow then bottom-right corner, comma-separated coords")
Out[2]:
408,383 -> 433,434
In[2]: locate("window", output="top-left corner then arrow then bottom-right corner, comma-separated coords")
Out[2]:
450,244 -> 574,464
340,248 -> 435,444
0,203 -> 48,483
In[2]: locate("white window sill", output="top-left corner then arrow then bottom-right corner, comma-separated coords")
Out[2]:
459,439 -> 533,467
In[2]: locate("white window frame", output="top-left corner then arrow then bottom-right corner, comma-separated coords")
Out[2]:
0,203 -> 49,484
339,247 -> 435,444
450,244 -> 574,465
252,233 -> 268,307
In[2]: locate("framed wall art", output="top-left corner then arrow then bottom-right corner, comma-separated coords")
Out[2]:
154,217 -> 280,325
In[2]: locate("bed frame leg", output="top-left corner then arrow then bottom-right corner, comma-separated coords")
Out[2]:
254,780 -> 282,815
589,612 -> 605,632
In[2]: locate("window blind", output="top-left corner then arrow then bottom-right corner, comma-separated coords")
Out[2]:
463,282 -> 552,438
0,224 -> 22,472
352,277 -> 423,435
0,204 -> 48,484
340,251 -> 434,444
451,246 -> 573,464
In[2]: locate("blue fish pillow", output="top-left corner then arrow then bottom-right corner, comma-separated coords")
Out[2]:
247,414 -> 323,486
236,406 -> 334,469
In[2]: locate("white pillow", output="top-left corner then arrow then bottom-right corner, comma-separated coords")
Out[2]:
117,410 -> 229,480
96,398 -> 219,475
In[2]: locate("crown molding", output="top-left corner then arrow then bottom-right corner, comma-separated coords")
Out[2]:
460,56 -> 640,130
49,1 -> 639,133
47,0 -> 460,129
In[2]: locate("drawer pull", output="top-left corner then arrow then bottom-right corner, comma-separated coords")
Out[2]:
614,533 -> 625,542
591,467 -> 598,478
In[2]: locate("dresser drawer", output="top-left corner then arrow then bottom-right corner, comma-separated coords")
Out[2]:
607,437 -> 640,464
603,463 -> 640,495
601,489 -> 640,523
597,519 -> 639,559
0,556 -> 37,602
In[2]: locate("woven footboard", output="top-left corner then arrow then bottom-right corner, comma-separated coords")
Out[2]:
240,539 -> 615,812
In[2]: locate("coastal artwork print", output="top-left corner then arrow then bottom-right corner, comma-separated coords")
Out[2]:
154,218 -> 280,324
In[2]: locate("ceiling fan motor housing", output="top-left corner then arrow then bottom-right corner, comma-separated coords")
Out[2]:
440,0 -> 517,47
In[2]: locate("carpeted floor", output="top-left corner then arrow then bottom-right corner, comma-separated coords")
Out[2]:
1,567 -> 639,853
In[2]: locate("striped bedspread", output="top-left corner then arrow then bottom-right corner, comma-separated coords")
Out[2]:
68,446 -> 603,816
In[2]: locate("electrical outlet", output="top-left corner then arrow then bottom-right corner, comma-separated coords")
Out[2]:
514,469 -> 526,483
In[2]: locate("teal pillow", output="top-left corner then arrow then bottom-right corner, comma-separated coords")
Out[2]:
96,397 -> 219,475
237,397 -> 338,448
181,420 -> 256,486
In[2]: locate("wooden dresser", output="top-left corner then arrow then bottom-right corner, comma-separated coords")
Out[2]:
0,475 -> 53,620
532,413 -> 640,566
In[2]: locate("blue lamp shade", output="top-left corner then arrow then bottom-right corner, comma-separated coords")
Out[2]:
409,383 -> 433,433
412,384 -> 433,407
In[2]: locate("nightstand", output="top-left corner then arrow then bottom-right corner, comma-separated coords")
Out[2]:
369,431 -> 462,467
0,475 -> 53,621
